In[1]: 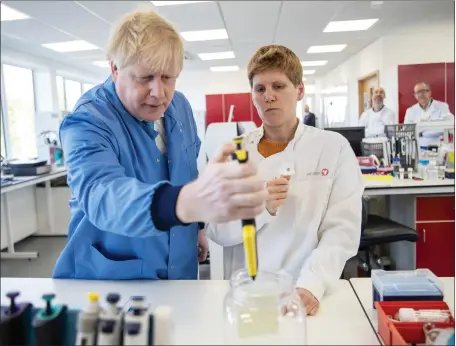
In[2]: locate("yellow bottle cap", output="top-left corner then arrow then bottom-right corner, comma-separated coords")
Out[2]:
88,292 -> 99,302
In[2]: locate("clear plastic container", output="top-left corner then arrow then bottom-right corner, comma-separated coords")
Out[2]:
371,269 -> 443,308
418,160 -> 430,179
427,160 -> 439,180
223,269 -> 307,345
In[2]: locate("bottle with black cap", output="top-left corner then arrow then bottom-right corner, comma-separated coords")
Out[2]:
0,291 -> 33,346
97,292 -> 123,346
123,296 -> 150,346
32,293 -> 67,346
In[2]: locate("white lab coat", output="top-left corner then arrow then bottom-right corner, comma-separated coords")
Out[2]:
404,99 -> 454,124
359,106 -> 396,137
206,122 -> 365,302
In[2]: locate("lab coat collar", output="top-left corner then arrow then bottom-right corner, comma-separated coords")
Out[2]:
250,118 -> 306,152
102,76 -> 179,131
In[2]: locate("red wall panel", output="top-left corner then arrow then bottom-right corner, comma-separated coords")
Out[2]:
205,94 -> 224,128
397,63 -> 446,123
223,93 -> 252,122
446,62 -> 455,115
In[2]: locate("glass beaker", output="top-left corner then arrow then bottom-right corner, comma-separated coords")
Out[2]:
223,269 -> 307,345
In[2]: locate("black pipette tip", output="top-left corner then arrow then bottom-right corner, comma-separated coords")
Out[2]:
251,275 -> 256,281
42,293 -> 55,316
6,291 -> 20,313
106,293 -> 120,304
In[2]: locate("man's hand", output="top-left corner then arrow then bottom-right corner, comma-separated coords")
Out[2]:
297,288 -> 319,316
198,229 -> 209,262
176,143 -> 268,224
265,176 -> 290,215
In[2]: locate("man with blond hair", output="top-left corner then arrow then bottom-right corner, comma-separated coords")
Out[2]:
52,10 -> 267,280
206,45 -> 364,315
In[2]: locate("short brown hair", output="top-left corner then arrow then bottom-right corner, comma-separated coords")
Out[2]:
247,45 -> 303,87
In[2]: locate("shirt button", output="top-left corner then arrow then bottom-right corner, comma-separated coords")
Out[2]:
156,158 -> 160,163
168,159 -> 172,164
170,265 -> 175,269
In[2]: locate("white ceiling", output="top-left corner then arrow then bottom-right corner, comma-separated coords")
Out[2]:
1,0 -> 454,83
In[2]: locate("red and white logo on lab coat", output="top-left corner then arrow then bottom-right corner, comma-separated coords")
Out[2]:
321,168 -> 329,176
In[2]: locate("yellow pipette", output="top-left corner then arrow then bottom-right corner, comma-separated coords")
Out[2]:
232,125 -> 258,280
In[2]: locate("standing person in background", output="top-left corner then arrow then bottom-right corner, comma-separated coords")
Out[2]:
206,45 -> 364,316
359,87 -> 396,137
303,104 -> 316,127
52,10 -> 267,280
404,82 -> 454,123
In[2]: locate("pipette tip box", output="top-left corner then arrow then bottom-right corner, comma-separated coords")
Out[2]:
371,269 -> 444,309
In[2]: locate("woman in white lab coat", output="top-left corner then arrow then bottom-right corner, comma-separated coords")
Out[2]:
206,45 -> 365,315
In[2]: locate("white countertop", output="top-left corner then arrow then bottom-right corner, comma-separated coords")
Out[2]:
0,167 -> 67,194
363,178 -> 454,195
349,277 -> 454,338
0,278 -> 380,345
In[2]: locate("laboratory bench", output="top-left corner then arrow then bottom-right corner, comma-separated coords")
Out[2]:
0,277 -> 381,345
349,277 -> 454,343
1,167 -> 69,260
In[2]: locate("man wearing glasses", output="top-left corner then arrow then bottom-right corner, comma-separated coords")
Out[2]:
404,82 -> 454,123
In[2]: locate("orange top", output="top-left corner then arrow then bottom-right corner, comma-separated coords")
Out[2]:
257,138 -> 288,158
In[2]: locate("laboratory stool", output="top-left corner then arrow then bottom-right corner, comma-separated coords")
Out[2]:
358,200 -> 419,277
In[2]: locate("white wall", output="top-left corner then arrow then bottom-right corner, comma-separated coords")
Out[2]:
315,20 -> 455,126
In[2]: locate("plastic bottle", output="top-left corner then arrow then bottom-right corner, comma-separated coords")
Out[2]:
398,308 -> 451,322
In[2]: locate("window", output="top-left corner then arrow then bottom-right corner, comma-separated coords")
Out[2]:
64,79 -> 82,111
82,83 -> 95,93
56,75 -> 66,112
2,64 -> 37,159
323,96 -> 348,127
1,111 -> 6,158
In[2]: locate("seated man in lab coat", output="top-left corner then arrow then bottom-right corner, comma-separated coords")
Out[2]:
359,87 -> 396,137
404,82 -> 454,123
206,45 -> 365,315
52,10 -> 267,280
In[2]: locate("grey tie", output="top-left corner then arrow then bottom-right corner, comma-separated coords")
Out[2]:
154,117 -> 167,154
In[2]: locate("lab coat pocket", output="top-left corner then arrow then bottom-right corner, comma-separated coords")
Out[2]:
86,244 -> 143,280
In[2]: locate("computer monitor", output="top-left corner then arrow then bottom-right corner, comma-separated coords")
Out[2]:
324,126 -> 365,156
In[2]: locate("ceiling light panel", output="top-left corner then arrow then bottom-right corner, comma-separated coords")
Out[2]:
1,4 -> 30,21
323,19 -> 379,32
152,1 -> 211,6
210,66 -> 239,72
181,29 -> 228,42
303,70 -> 316,75
301,60 -> 328,67
42,40 -> 99,52
307,45 -> 347,53
198,51 -> 235,60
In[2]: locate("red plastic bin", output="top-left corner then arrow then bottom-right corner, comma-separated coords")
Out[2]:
375,301 -> 454,346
